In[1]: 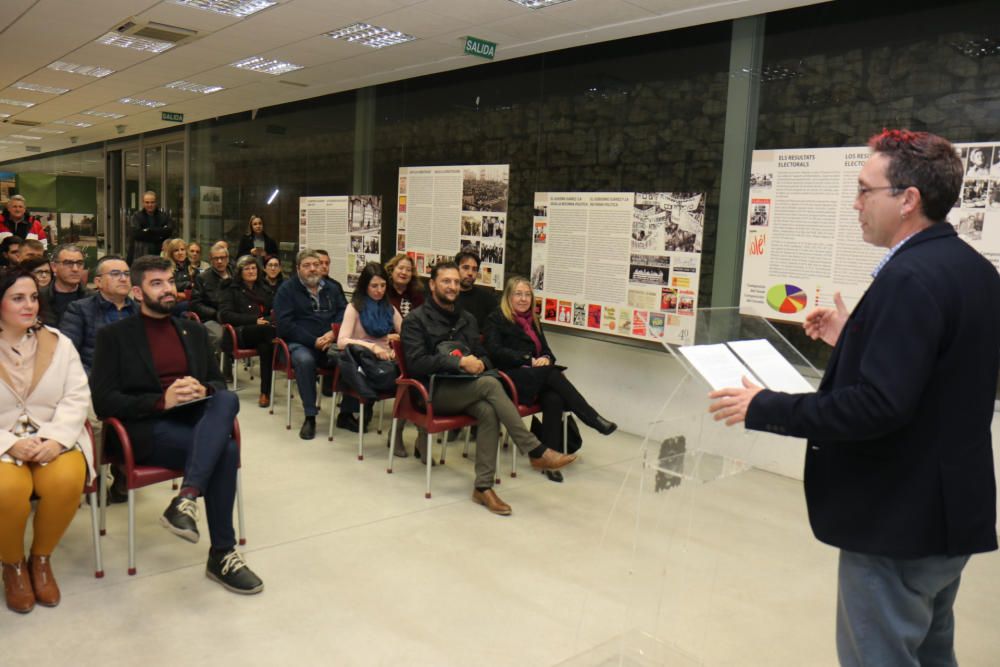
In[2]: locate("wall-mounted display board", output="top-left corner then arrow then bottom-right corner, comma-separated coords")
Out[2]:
739,143 -> 1000,323
299,195 -> 382,290
530,191 -> 705,345
398,164 -> 508,288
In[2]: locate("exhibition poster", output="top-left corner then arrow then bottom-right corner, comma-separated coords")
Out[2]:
299,195 -> 382,290
531,191 -> 706,345
398,164 -> 509,288
740,142 -> 1000,323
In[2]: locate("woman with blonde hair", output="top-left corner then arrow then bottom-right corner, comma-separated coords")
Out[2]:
0,268 -> 93,613
484,276 -> 616,474
162,237 -> 195,293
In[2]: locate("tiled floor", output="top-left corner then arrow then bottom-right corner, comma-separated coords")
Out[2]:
7,383 -> 1000,666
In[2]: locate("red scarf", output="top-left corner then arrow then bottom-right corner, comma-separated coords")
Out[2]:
513,310 -> 542,357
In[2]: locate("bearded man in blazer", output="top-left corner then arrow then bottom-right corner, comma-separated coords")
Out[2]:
90,255 -> 263,595
709,130 -> 1000,666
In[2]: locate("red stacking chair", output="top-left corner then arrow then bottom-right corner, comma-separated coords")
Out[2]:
386,339 -> 479,498
222,323 -> 258,391
270,337 -> 336,430
98,417 -> 246,576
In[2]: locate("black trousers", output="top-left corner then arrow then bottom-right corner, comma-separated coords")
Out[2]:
236,324 -> 275,395
537,371 -> 598,451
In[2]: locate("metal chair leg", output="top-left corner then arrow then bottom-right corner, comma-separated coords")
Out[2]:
89,491 -> 104,578
285,378 -> 292,430
563,413 -> 568,454
387,418 -> 399,473
268,371 -> 276,414
98,464 -> 107,535
425,432 -> 434,498
377,401 -> 385,434
236,469 -> 246,546
328,391 -> 339,441
127,489 -> 136,575
511,433 -> 518,478
357,402 -> 365,460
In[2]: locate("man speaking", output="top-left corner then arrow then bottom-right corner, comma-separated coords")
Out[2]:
709,130 -> 1000,666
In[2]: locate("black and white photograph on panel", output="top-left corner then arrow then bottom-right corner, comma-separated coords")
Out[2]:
749,172 -> 773,188
962,180 -> 988,208
663,192 -> 705,253
350,235 -> 363,253
632,193 -> 667,251
948,209 -> 985,243
962,146 -> 993,179
628,254 -> 671,286
480,238 -> 504,265
461,215 -> 482,236
531,263 -> 545,291
462,166 -> 509,212
989,180 -> 1000,209
348,195 -> 381,233
459,238 -> 480,256
481,215 -> 505,238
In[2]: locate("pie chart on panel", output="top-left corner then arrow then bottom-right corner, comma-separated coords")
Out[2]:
766,284 -> 808,314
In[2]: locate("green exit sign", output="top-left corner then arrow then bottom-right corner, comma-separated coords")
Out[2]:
161,111 -> 184,123
464,36 -> 496,60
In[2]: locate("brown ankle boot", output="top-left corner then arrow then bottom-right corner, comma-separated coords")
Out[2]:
28,555 -> 60,607
392,425 -> 408,458
3,560 -> 35,613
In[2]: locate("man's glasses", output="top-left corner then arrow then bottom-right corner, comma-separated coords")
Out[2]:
31,270 -> 52,278
56,259 -> 85,268
856,185 -> 911,199
98,270 -> 130,280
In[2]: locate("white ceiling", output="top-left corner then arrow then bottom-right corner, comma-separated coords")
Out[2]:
0,0 -> 825,163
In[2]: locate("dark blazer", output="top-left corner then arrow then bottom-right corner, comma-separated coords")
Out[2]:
484,309 -> 558,403
218,280 -> 274,328
400,300 -> 491,385
747,223 -> 1000,558
90,314 -> 226,461
236,233 -> 278,259
190,268 -> 231,322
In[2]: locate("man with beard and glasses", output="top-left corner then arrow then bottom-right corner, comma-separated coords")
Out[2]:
273,249 -> 356,440
90,255 -> 263,594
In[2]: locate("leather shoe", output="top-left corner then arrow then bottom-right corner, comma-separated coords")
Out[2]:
299,416 -> 316,440
530,448 -> 577,472
2,560 -> 35,613
336,412 -> 361,433
593,415 -> 617,435
28,555 -> 59,607
472,488 -> 512,516
258,393 -> 270,408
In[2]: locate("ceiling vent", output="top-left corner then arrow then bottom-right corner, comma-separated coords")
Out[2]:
114,18 -> 199,46
12,119 -> 41,126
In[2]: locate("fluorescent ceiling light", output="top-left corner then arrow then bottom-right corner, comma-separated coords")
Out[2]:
9,134 -> 42,140
0,113 -> 10,119
12,82 -> 70,95
325,23 -> 415,49
83,110 -> 126,119
0,140 -> 23,145
119,97 -> 167,108
165,80 -> 224,94
231,56 -> 303,75
97,31 -> 175,53
54,119 -> 94,128
33,128 -> 65,134
171,0 -> 276,17
266,188 -> 279,204
47,61 -> 115,78
0,98 -> 36,108
507,0 -> 574,7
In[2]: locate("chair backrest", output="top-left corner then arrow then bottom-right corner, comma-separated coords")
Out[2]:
391,338 -> 409,378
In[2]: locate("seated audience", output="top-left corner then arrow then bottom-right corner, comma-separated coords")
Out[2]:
262,254 -> 285,294
163,238 -> 195,293
90,256 -> 262,595
400,262 -> 576,515
61,255 -> 138,375
454,249 -> 498,329
0,268 -> 93,613
188,241 -> 208,272
41,244 -> 90,327
236,216 -> 278,265
0,235 -> 24,268
485,276 -> 617,466
219,255 -> 276,407
19,257 -> 52,288
17,239 -> 45,264
336,263 -> 402,444
273,250 -> 356,440
385,253 -> 424,317
191,241 -> 232,374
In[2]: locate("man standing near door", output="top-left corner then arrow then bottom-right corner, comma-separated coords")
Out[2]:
128,191 -> 173,264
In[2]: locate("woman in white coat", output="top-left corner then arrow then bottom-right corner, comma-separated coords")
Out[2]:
0,268 -> 93,614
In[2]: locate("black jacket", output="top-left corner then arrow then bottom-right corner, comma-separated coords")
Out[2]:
236,233 -> 278,259
400,299 -> 492,385
90,314 -> 225,461
483,309 -> 555,369
128,209 -> 174,264
748,224 -> 1000,558
191,269 -> 231,322
219,280 -> 274,328
40,282 -> 92,327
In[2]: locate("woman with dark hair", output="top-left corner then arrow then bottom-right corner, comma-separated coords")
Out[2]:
261,254 -> 285,294
18,257 -> 52,289
336,262 -> 403,446
236,216 -> 278,263
485,276 -> 616,478
384,253 -> 424,318
218,255 -> 276,407
0,268 -> 93,613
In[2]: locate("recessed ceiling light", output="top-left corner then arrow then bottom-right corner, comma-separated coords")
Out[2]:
83,110 -> 126,119
165,80 -> 224,94
0,113 -> 10,119
12,82 -> 70,95
54,119 -> 94,128
9,134 -> 42,140
0,98 -> 35,108
33,128 -> 66,134
507,0 -> 573,7
0,139 -> 23,145
118,97 -> 167,108
231,56 -> 303,75
170,0 -> 277,18
97,31 -> 175,53
47,61 -> 116,78
325,23 -> 416,49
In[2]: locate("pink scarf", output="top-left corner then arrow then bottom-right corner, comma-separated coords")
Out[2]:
513,310 -> 542,357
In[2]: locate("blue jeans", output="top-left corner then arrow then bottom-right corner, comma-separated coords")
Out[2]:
143,391 -> 240,549
837,549 -> 970,667
287,342 -> 357,418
